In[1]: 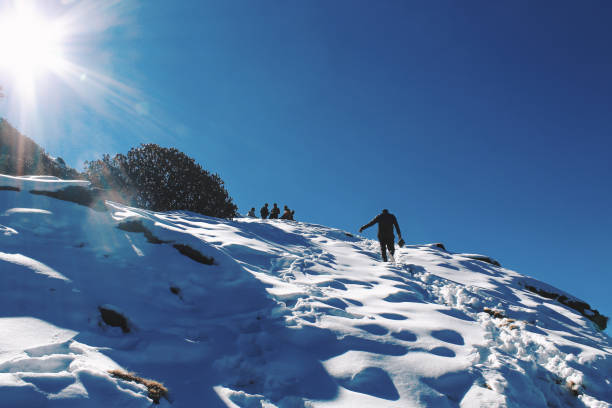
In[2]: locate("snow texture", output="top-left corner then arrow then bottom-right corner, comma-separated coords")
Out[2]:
0,174 -> 611,407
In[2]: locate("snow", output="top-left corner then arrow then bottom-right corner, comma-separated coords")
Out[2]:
0,174 -> 611,407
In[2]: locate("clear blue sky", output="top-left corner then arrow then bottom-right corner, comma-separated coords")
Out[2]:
1,1 -> 610,332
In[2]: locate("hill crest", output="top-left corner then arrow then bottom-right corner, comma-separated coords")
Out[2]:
0,174 -> 610,407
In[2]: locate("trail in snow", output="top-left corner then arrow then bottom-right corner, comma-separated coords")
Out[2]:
0,174 -> 610,407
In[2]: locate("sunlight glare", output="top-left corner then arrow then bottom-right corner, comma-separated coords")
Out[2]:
0,0 -> 165,144
0,7 -> 65,78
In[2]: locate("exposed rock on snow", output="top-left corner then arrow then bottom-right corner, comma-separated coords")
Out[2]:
432,242 -> 447,251
523,282 -> 608,330
458,253 -> 502,267
98,305 -> 131,333
117,219 -> 171,244
172,244 -> 215,265
30,186 -> 107,211
1,174 -> 611,407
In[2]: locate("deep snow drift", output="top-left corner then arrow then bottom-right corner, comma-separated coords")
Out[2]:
0,174 -> 610,407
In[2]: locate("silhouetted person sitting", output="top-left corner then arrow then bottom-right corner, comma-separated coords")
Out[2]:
269,203 -> 280,219
247,208 -> 256,217
280,205 -> 295,220
359,209 -> 402,262
260,203 -> 269,219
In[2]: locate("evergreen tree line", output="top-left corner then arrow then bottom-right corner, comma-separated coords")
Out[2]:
83,144 -> 237,218
0,119 -> 80,179
0,118 -> 237,218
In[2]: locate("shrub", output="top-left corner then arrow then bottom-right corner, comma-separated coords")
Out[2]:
84,144 -> 238,218
83,153 -> 135,204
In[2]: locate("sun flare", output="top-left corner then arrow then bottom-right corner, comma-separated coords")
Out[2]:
0,0 -> 158,140
0,6 -> 66,81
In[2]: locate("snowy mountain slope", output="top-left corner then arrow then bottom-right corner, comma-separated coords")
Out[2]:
0,174 -> 610,407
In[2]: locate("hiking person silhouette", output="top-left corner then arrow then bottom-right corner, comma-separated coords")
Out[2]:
269,203 -> 280,219
280,205 -> 295,220
359,209 -> 402,262
260,203 -> 269,219
247,208 -> 256,217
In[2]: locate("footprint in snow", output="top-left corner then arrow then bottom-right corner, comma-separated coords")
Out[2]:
383,291 -> 425,304
380,275 -> 406,284
430,329 -> 465,346
420,370 -> 477,402
336,367 -> 400,401
378,313 -> 408,321
428,346 -> 456,358
318,297 -> 349,310
343,298 -> 363,307
436,262 -> 460,271
391,330 -> 417,342
335,278 -> 373,288
436,308 -> 475,322
355,324 -> 389,336
316,280 -> 348,291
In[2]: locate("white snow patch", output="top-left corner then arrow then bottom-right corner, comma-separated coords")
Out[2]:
3,208 -> 52,216
0,174 -> 610,407
0,252 -> 70,281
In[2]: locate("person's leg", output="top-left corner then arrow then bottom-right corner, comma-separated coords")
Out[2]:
386,240 -> 396,262
379,239 -> 388,262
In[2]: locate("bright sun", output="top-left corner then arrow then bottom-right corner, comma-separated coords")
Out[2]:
0,6 -> 65,81
0,0 -> 146,131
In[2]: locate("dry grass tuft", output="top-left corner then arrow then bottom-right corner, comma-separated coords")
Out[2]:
109,369 -> 168,404
483,307 -> 507,319
566,380 -> 584,397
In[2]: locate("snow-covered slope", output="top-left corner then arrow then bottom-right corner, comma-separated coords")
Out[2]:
1,174 -> 610,408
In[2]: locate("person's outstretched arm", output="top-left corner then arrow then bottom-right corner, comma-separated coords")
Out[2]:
393,216 -> 401,238
359,215 -> 380,233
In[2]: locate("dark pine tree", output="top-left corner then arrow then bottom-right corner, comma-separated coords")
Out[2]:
85,144 -> 237,219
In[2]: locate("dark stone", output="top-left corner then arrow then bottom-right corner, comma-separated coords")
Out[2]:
170,286 -> 180,295
591,314 -> 609,331
525,285 -> 559,300
30,186 -> 106,211
433,243 -> 446,251
0,186 -> 20,191
463,254 -> 500,267
98,306 -> 130,333
173,244 -> 214,265
117,220 -> 171,244
523,284 -> 608,331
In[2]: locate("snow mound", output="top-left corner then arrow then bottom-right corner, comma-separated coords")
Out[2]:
1,175 -> 611,407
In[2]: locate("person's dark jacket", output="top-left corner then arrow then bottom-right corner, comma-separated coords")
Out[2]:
260,205 -> 269,219
270,205 -> 280,219
360,211 -> 401,239
280,209 -> 294,220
